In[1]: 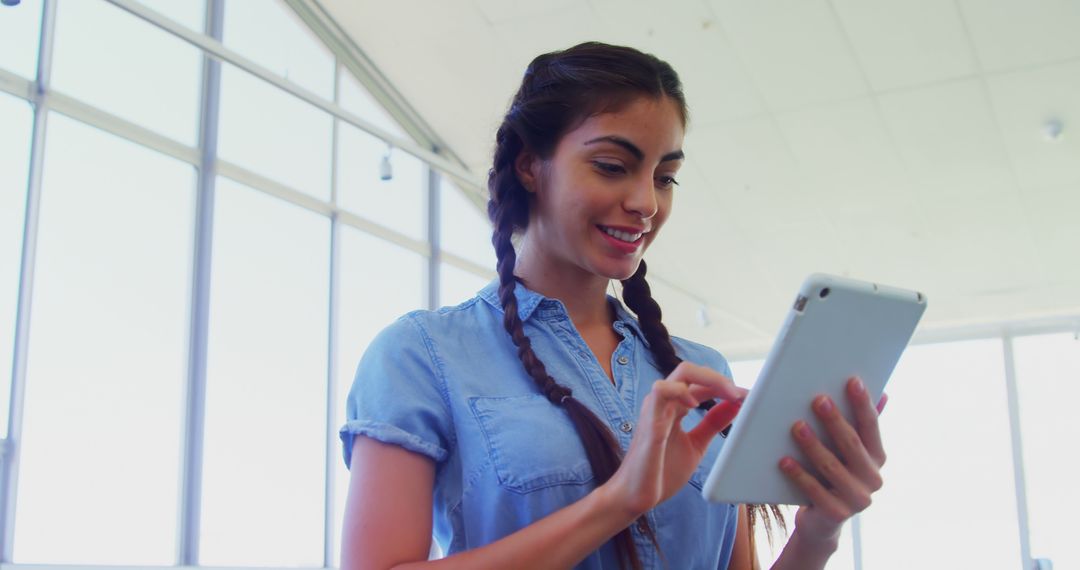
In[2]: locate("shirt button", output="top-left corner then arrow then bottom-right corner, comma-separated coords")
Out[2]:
620,421 -> 633,433
616,355 -> 630,365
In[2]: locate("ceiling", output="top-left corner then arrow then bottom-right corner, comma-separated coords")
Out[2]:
318,0 -> 1080,357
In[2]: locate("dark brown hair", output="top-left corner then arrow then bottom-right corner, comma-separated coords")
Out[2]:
487,42 -> 782,568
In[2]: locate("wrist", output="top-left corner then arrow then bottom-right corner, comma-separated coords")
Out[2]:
592,478 -> 646,526
787,526 -> 839,561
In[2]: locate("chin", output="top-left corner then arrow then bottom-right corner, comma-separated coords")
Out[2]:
593,259 -> 641,282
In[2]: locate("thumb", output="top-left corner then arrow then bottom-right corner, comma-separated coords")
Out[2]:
688,399 -> 742,451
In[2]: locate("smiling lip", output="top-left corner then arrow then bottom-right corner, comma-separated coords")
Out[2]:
596,225 -> 645,254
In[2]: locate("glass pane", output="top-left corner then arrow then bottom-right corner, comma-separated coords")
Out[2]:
0,0 -> 42,79
51,0 -> 202,145
860,339 -> 1021,569
332,227 -> 425,568
218,63 -> 332,201
439,179 -> 495,269
748,507 -> 854,570
1014,332 -> 1080,570
728,358 -> 765,389
0,93 -> 33,437
134,0 -> 205,33
338,69 -> 406,139
14,113 -> 193,564
201,176 -> 329,566
223,0 -> 334,100
439,262 -> 488,307
336,123 -> 425,240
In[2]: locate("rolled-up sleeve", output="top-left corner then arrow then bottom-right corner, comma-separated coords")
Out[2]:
339,314 -> 453,469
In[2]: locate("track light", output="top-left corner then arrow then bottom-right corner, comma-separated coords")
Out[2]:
379,145 -> 393,181
1042,119 -> 1065,143
696,305 -> 711,328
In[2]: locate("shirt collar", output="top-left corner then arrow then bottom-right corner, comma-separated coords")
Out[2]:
478,278 -> 649,346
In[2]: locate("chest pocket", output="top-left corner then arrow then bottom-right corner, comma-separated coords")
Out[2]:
469,394 -> 594,494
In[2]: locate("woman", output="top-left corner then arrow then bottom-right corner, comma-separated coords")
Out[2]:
339,42 -> 886,569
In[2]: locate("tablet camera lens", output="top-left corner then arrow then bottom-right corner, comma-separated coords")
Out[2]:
819,287 -> 830,299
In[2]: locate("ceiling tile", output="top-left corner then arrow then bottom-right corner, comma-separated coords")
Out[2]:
985,59 -> 1080,189
1019,184 -> 1080,284
957,0 -> 1080,72
775,96 -> 908,201
831,0 -> 978,92
685,119 -> 800,196
708,0 -> 868,112
589,0 -> 767,125
877,78 -> 1019,202
489,2 -> 605,74
919,191 -> 1044,293
474,0 -> 583,24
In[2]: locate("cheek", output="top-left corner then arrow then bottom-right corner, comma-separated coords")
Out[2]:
652,195 -> 674,233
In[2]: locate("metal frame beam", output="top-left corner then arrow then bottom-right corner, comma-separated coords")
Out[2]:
0,0 -> 56,561
1003,336 -> 1034,570
102,0 -> 484,197
176,0 -> 225,564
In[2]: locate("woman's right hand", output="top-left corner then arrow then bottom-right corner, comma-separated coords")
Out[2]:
603,361 -> 747,517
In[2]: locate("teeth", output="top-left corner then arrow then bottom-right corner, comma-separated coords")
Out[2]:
601,226 -> 643,243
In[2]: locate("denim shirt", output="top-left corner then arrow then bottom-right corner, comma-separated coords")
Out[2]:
340,279 -> 740,569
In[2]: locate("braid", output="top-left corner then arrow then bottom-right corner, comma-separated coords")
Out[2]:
621,260 -> 788,540
488,126 -> 650,570
619,260 -> 680,375
485,40 -> 782,566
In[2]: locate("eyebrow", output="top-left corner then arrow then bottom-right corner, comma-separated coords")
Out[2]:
583,135 -> 685,163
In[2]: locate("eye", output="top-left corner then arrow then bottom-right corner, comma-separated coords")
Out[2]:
655,175 -> 680,189
592,161 -> 626,176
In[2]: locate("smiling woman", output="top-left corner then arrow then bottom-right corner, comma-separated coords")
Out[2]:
339,42 -> 882,570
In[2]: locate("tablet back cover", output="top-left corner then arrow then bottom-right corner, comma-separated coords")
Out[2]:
702,273 -> 926,505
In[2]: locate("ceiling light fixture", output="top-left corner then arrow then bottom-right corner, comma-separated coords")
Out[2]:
379,145 -> 393,181
1042,119 -> 1065,142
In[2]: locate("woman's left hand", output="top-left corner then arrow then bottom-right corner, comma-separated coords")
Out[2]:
779,377 -> 888,548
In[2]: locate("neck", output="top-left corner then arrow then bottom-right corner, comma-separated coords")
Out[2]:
514,241 -> 613,330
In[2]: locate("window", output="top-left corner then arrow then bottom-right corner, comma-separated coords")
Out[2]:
223,0 -> 334,100
332,227 -> 425,567
859,339 -> 1022,569
339,68 -> 407,139
217,63 -> 334,201
336,122 -> 426,240
50,0 -> 202,145
440,179 -> 495,269
200,176 -> 330,566
0,0 -> 42,79
1013,332 -> 1080,570
0,93 -> 33,437
14,113 -> 194,564
134,0 -> 205,33
440,262 -> 490,307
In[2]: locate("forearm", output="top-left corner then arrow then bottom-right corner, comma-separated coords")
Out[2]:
768,530 -> 838,570
392,483 -> 636,570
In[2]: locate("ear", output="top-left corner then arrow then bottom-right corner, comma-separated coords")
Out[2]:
513,148 -> 541,194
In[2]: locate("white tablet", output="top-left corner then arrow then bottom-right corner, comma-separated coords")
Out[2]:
701,273 -> 927,506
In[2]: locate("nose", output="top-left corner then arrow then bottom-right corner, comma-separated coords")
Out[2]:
623,174 -> 659,219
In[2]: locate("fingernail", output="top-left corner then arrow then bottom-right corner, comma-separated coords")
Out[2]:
779,457 -> 797,472
816,396 -> 833,414
796,421 -> 811,439
852,377 -> 865,393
